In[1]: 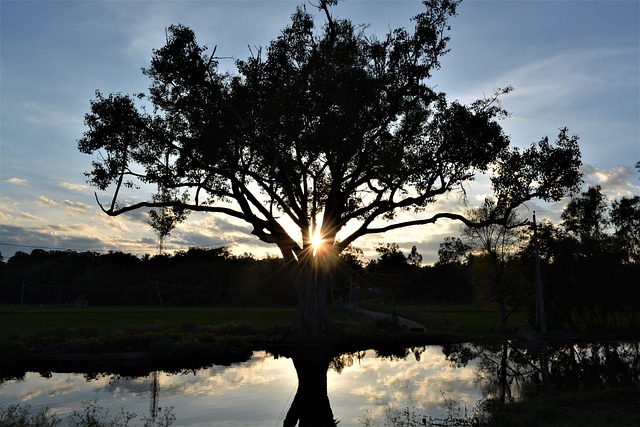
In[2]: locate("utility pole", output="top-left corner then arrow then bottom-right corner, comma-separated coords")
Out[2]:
533,212 -> 550,394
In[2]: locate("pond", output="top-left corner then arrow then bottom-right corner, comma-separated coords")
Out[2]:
1,341 -> 638,426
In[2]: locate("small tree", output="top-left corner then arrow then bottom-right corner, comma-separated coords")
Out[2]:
78,0 -> 582,335
462,198 -> 528,328
610,195 -> 640,263
437,237 -> 471,266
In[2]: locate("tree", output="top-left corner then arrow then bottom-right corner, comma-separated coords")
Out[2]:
77,0 -> 582,335
461,198 -> 528,328
371,243 -> 408,268
407,245 -> 423,267
611,195 -> 640,263
559,186 -> 639,325
561,185 -> 610,253
437,236 -> 470,266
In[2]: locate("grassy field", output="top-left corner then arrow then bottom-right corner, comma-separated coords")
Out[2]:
0,306 -> 296,335
358,300 -> 530,332
0,303 -> 528,338
0,306 -> 300,367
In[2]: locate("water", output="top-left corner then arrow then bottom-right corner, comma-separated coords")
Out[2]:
0,347 -> 484,426
1,342 -> 638,426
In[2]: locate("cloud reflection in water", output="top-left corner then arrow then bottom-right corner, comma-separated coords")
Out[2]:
0,347 -> 481,426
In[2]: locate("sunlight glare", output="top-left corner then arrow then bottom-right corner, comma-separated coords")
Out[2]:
311,230 -> 324,256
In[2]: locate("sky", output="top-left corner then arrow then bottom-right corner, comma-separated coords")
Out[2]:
1,0 -> 639,265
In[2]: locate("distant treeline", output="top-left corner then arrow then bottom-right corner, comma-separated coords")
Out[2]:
0,246 -> 470,308
1,189 -> 639,333
0,247 -> 295,307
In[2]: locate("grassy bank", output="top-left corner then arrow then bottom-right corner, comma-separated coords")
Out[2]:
0,304 -> 472,372
486,386 -> 640,427
0,306 -> 299,372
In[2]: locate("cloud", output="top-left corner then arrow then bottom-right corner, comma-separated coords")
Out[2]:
583,164 -> 640,199
0,223 -> 157,258
35,196 -> 92,213
7,177 -> 28,185
37,195 -> 58,207
59,181 -> 88,191
18,212 -> 42,221
62,200 -> 92,213
0,224 -> 103,255
19,101 -> 80,130
103,216 -> 132,233
167,215 -> 263,251
48,223 -> 91,233
481,47 -> 637,114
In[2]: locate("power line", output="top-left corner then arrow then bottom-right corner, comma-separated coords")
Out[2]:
0,237 -> 260,254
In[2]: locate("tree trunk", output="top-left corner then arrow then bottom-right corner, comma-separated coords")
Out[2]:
291,255 -> 335,336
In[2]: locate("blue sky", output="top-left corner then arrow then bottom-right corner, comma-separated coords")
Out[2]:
1,0 -> 639,264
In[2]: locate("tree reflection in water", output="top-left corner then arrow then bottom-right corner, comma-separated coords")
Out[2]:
270,345 -> 366,427
2,342 -> 637,426
360,341 -> 639,427
442,341 -> 640,405
249,342 -> 640,426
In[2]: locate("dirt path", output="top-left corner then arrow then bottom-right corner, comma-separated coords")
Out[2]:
353,307 -> 425,332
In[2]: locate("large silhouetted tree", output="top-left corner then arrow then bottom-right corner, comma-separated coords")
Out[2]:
78,0 -> 582,335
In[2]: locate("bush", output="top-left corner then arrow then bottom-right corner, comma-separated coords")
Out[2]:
0,401 -> 175,427
0,404 -> 60,427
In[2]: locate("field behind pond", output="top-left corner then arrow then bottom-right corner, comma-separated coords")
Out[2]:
2,302 -> 636,338
0,303 -> 527,337
0,306 -> 296,335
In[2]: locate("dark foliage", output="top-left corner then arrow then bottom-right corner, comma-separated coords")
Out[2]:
0,248 -> 293,307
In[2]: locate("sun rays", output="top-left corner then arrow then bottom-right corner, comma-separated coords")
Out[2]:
311,229 -> 325,257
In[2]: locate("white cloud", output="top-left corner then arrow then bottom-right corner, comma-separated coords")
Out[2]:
62,200 -> 92,213
7,177 -> 28,185
59,181 -> 88,191
0,211 -> 13,222
102,215 -> 132,233
583,164 -> 640,199
18,212 -> 42,221
475,46 -> 636,113
37,195 -> 58,207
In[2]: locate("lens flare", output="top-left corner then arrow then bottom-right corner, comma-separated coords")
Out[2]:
311,230 -> 324,256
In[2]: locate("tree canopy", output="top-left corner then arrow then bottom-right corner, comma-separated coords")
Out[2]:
77,0 -> 582,334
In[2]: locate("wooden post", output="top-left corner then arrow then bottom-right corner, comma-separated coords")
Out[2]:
156,281 -> 164,308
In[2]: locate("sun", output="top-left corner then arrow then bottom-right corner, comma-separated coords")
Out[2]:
311,230 -> 325,256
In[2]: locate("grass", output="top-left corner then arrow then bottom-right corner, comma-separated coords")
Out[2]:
0,306 -> 297,367
0,306 -> 295,334
358,300 -> 529,333
486,386 -> 640,427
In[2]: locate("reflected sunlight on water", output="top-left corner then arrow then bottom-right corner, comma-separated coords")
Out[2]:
0,347 -> 482,426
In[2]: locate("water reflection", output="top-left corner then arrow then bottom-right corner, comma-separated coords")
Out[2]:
272,346 -> 340,426
443,340 -> 640,405
1,342 -> 637,426
0,347 -> 483,426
